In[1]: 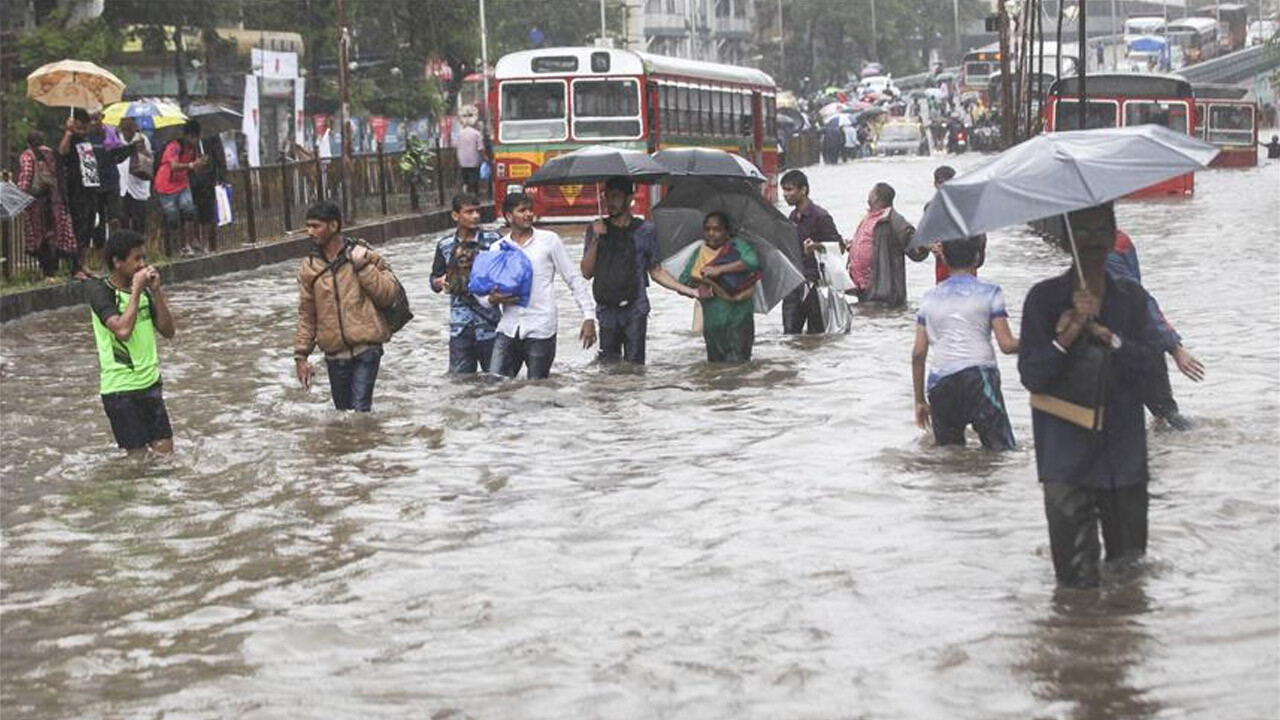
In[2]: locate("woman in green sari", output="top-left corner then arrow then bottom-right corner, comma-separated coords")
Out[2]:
680,211 -> 762,363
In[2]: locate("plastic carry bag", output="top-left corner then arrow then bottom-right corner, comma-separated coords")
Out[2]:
467,242 -> 534,307
479,161 -> 491,182
214,183 -> 233,227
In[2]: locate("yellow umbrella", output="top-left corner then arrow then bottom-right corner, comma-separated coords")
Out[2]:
26,59 -> 125,110
102,98 -> 188,130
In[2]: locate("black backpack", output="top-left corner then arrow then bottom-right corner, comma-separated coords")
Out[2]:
315,238 -> 414,336
592,218 -> 642,308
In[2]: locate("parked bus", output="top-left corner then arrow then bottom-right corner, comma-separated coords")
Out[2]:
1166,17 -> 1219,65
1195,4 -> 1250,53
490,47 -> 777,221
1044,74 -> 1197,195
1193,84 -> 1258,167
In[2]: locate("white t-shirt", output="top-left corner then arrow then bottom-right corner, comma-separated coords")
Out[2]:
916,274 -> 1007,389
117,134 -> 152,200
480,228 -> 595,340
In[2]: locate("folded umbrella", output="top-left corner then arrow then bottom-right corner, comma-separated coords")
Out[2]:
26,59 -> 125,110
651,147 -> 766,184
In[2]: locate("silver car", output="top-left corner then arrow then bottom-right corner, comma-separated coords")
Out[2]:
875,123 -> 930,156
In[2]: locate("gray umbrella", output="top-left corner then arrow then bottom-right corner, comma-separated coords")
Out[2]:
524,145 -> 670,186
653,177 -> 804,313
651,147 -> 766,184
187,103 -> 243,135
911,124 -> 1218,280
0,181 -> 35,220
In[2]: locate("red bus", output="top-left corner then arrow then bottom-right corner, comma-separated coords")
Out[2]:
1193,84 -> 1259,167
1044,74 -> 1197,196
491,47 -> 777,221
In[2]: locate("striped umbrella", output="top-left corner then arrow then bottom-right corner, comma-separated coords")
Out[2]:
102,98 -> 188,130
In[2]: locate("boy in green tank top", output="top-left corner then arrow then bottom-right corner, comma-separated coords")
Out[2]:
87,230 -> 176,453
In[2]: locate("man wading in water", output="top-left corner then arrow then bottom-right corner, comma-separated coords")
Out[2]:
1018,204 -> 1164,588
87,230 -> 177,454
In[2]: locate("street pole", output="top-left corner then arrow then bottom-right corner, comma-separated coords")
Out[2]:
600,0 -> 607,44
871,0 -> 879,61
954,0 -> 961,59
1078,0 -> 1087,130
480,0 -> 490,134
998,0 -> 1013,147
777,0 -> 785,84
337,0 -> 354,220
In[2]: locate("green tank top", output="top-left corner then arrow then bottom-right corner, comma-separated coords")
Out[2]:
90,281 -> 160,395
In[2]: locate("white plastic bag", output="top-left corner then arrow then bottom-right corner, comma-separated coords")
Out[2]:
214,183 -> 233,227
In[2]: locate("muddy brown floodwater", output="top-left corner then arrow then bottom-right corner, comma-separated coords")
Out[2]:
2,153 -> 1277,719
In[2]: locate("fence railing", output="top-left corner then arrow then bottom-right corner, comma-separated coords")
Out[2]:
2,144 -> 466,282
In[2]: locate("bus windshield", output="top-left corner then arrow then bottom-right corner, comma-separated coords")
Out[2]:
1207,105 -> 1255,145
571,79 -> 642,139
1053,100 -> 1119,130
1124,101 -> 1189,134
499,81 -> 567,142
964,61 -> 995,82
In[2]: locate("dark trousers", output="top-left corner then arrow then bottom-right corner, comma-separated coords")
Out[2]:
597,306 -> 648,365
460,167 -> 481,195
927,366 -> 1016,450
325,346 -> 382,411
491,333 -> 557,380
68,187 -> 96,249
1142,355 -> 1179,418
781,282 -> 824,334
30,241 -> 61,277
91,190 -> 120,247
448,326 -> 495,374
1043,481 -> 1149,588
120,195 -> 148,234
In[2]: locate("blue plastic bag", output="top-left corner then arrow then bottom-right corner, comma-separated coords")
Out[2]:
479,161 -> 491,181
468,242 -> 533,307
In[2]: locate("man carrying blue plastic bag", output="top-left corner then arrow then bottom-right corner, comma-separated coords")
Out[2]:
478,192 -> 596,379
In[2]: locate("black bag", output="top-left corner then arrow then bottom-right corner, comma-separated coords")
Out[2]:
591,218 -> 641,308
1029,340 -> 1111,431
379,277 -> 414,335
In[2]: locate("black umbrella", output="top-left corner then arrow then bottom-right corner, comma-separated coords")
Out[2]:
651,147 -> 766,184
187,103 -> 242,135
523,145 -> 671,186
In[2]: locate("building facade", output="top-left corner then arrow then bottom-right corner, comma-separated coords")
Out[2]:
623,0 -> 756,66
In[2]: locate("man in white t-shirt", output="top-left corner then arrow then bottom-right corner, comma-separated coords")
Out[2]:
481,192 -> 596,379
455,118 -> 488,196
911,237 -> 1020,450
116,117 -> 152,234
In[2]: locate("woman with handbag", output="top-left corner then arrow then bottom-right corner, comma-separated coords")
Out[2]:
16,130 -> 76,281
116,117 -> 153,234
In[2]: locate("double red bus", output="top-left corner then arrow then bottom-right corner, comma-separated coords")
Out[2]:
1044,74 -> 1197,195
1193,84 -> 1258,167
491,47 -> 777,221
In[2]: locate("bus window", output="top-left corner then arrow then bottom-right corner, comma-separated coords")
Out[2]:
1053,100 -> 1119,130
1208,105 -> 1254,145
499,81 -> 567,142
572,79 -> 641,139
692,86 -> 703,135
716,90 -> 728,135
659,84 -> 672,136
706,86 -> 716,135
964,61 -> 994,84
765,95 -> 776,139
1124,101 -> 1188,134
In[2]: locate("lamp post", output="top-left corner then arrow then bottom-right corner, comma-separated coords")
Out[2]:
337,0 -> 354,220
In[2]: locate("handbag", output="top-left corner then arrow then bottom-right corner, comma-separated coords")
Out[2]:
1029,341 -> 1111,431
29,152 -> 55,197
129,142 -> 153,180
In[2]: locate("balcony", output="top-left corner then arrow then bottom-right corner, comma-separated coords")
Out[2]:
645,11 -> 690,38
711,16 -> 752,40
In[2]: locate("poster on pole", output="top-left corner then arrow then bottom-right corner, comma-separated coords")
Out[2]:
242,74 -> 261,167
294,77 -> 306,145
251,48 -> 299,80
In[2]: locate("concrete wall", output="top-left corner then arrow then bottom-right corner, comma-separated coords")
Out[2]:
0,207 -> 491,323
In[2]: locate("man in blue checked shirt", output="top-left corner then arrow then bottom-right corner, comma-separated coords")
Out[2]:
431,193 -> 503,374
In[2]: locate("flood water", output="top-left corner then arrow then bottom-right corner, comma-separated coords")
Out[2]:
2,152 -> 1277,719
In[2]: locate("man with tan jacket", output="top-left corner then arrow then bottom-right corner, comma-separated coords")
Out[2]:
294,200 -> 400,411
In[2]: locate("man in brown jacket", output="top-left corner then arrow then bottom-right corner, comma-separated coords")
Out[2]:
294,200 -> 400,411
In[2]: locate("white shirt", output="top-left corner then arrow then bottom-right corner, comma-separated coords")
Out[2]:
480,227 -> 594,340
117,133 -> 152,201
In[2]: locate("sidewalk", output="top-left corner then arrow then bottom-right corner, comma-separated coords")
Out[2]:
0,206 -> 491,323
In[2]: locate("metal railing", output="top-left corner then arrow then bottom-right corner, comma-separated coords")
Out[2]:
1,145 -> 465,283
1177,43 -> 1280,84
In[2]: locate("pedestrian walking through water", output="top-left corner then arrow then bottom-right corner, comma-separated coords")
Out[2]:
430,193 -> 503,374
680,211 -> 761,363
779,169 -> 843,334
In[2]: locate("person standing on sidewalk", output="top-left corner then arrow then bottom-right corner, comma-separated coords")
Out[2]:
430,193 -> 503,374
779,169 -> 843,334
154,121 -> 206,257
455,116 -> 488,196
294,201 -> 402,411
87,230 -> 176,454
581,176 -> 699,365
481,192 -> 596,380
116,117 -> 152,235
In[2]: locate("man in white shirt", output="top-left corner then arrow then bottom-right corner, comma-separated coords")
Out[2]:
481,192 -> 596,379
116,117 -> 152,234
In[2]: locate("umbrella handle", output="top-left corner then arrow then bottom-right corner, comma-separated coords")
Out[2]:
1062,213 -> 1087,289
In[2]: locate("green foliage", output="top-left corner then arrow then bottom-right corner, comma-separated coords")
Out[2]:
397,136 -> 435,185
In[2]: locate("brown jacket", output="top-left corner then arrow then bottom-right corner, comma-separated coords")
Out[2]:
294,237 -> 399,358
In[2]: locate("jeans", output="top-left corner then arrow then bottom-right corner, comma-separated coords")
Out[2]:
158,187 -> 196,228
1042,481 -> 1148,588
325,346 -> 382,411
596,306 -> 648,365
448,325 -> 495,374
781,282 -> 824,334
491,333 -> 557,380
